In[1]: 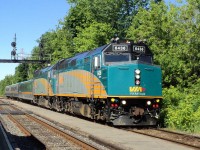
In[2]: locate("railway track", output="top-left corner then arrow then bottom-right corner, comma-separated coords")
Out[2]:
2,97 -> 200,150
0,100 -> 109,150
125,128 -> 200,149
0,101 -> 43,150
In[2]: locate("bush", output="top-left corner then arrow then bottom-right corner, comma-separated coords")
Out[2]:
163,80 -> 200,132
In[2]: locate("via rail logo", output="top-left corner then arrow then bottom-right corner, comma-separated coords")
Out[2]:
129,86 -> 146,95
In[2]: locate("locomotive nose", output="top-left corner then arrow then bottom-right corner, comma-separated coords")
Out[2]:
107,64 -> 162,97
107,66 -> 133,96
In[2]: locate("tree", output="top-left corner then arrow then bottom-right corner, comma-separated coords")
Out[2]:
64,0 -> 150,38
0,75 -> 15,96
15,63 -> 29,82
73,22 -> 116,53
51,28 -> 74,63
127,0 -> 200,87
127,0 -> 200,131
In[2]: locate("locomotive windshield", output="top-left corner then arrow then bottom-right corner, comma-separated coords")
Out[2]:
104,53 -> 130,63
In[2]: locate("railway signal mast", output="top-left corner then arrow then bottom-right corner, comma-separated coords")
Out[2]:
11,33 -> 17,60
0,34 -> 51,64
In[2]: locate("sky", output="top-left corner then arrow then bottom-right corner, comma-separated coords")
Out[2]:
0,0 -> 179,81
0,0 -> 69,80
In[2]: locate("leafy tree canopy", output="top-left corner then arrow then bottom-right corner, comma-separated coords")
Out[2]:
127,0 -> 200,87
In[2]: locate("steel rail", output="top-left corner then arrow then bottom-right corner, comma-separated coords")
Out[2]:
7,115 -> 31,136
0,101 -> 32,136
26,114 -> 97,150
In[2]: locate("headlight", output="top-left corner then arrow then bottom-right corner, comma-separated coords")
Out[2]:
135,75 -> 140,79
146,100 -> 151,105
122,100 -> 126,105
135,69 -> 141,74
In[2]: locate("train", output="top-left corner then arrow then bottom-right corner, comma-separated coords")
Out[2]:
5,39 -> 162,126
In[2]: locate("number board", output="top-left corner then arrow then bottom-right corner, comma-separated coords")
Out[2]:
112,45 -> 128,52
132,46 -> 146,53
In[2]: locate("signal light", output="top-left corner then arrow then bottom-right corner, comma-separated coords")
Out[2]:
11,42 -> 16,47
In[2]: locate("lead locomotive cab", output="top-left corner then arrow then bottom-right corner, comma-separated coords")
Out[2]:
103,39 -> 153,65
92,39 -> 162,126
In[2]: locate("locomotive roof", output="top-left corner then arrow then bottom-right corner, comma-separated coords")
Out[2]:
41,66 -> 52,72
55,44 -> 108,64
19,79 -> 33,84
68,44 -> 108,61
43,44 -> 109,71
69,51 -> 90,62
36,65 -> 54,74
86,44 -> 108,57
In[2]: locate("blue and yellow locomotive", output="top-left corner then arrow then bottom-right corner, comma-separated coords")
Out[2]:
5,40 -> 162,126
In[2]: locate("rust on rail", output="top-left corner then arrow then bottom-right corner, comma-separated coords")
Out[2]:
7,115 -> 31,136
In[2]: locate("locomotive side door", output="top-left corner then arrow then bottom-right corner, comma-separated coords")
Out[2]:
50,65 -> 59,95
91,55 -> 102,99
